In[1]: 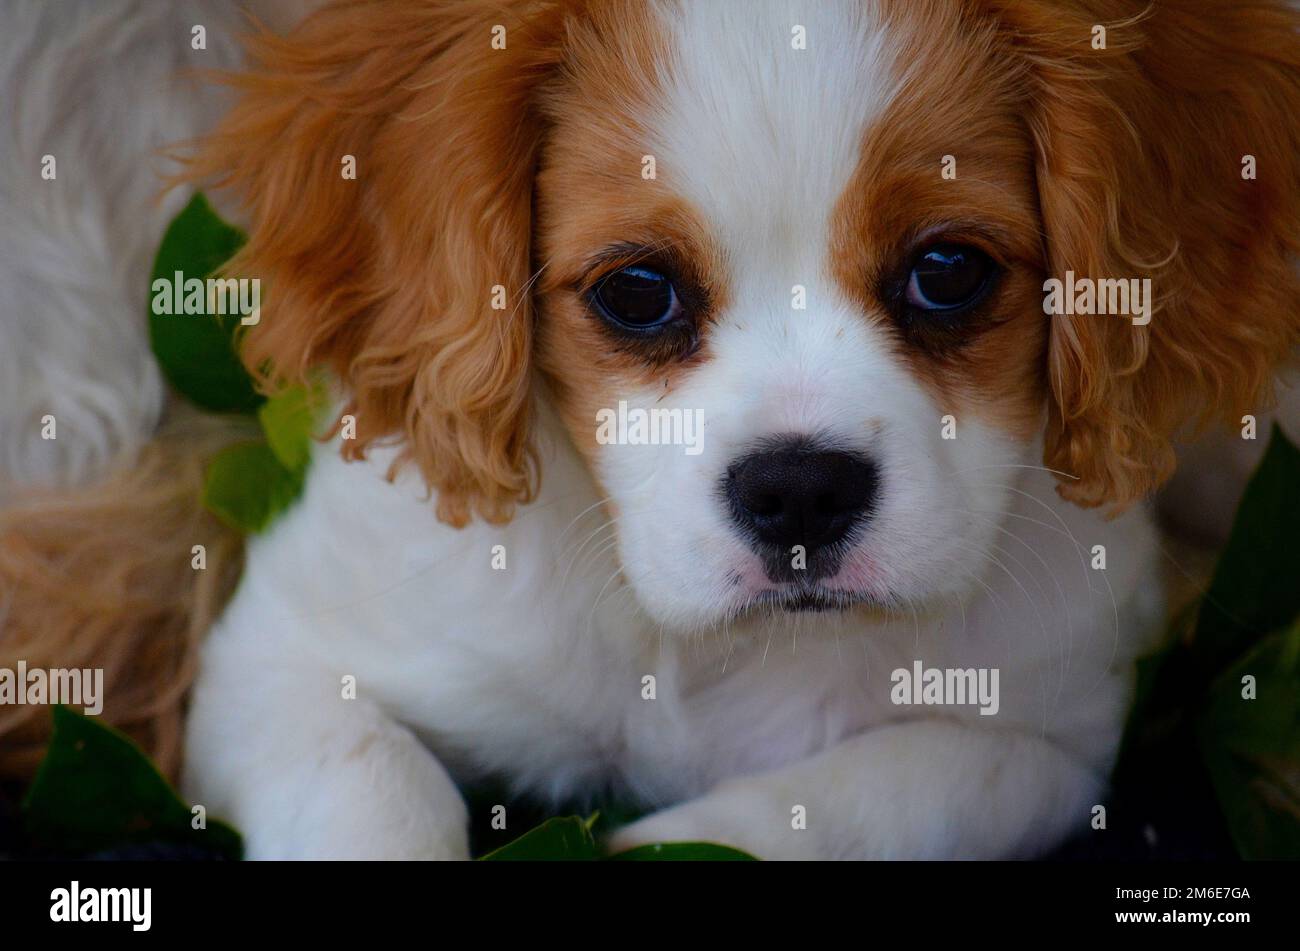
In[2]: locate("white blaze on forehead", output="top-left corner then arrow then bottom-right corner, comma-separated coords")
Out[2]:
632,0 -> 904,448
648,0 -> 895,269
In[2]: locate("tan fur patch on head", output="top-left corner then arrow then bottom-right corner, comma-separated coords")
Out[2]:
532,1 -> 731,462
832,0 -> 1049,443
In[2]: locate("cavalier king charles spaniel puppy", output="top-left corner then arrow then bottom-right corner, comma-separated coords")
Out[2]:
4,0 -> 1300,859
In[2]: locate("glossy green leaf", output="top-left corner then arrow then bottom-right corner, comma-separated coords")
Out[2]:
607,842 -> 759,861
202,441 -> 305,534
1193,426 -> 1300,674
258,381 -> 326,474
479,815 -> 601,861
1197,622 -> 1300,859
1112,426 -> 1300,859
147,192 -> 262,413
22,706 -> 241,858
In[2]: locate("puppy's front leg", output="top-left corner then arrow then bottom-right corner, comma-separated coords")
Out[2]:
183,635 -> 469,860
610,720 -> 1102,859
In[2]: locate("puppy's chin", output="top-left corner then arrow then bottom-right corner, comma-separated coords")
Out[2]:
621,566 -> 914,637
747,587 -> 885,615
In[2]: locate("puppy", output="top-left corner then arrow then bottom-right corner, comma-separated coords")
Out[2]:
12,0 -> 1300,858
172,0 -> 1300,859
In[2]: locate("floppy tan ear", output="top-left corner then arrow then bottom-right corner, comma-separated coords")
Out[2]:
997,0 -> 1300,509
187,0 -> 572,526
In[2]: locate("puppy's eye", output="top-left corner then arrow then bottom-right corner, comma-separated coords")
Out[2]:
591,266 -> 681,330
904,244 -> 994,311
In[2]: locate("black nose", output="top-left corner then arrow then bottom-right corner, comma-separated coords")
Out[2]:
726,442 -> 878,552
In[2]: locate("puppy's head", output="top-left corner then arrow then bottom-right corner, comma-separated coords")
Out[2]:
196,0 -> 1300,630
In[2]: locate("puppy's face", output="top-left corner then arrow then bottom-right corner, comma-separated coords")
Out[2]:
200,0 -> 1300,631
534,1 -> 1046,629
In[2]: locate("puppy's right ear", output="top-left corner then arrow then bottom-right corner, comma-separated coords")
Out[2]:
188,1 -> 570,526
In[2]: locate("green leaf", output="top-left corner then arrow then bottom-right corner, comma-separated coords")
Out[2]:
479,815 -> 601,861
607,842 -> 758,861
202,441 -> 305,533
1197,622 -> 1300,859
148,192 -> 263,413
257,381 -> 326,474
22,706 -> 241,858
1192,426 -> 1300,674
1110,427 -> 1300,858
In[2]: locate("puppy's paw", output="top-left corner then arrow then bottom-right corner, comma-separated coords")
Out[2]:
606,790 -> 779,859
242,803 -> 471,861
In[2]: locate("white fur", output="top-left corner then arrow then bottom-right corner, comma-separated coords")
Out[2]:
0,0 -> 315,496
181,0 -> 1165,860
0,2 -> 238,494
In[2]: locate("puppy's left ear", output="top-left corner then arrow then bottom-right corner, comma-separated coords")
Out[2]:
1012,0 -> 1300,509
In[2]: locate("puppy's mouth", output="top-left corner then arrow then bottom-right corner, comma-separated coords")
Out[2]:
750,587 -> 873,614
725,562 -> 888,617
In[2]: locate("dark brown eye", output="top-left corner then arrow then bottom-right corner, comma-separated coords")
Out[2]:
591,266 -> 681,330
904,244 -> 995,311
